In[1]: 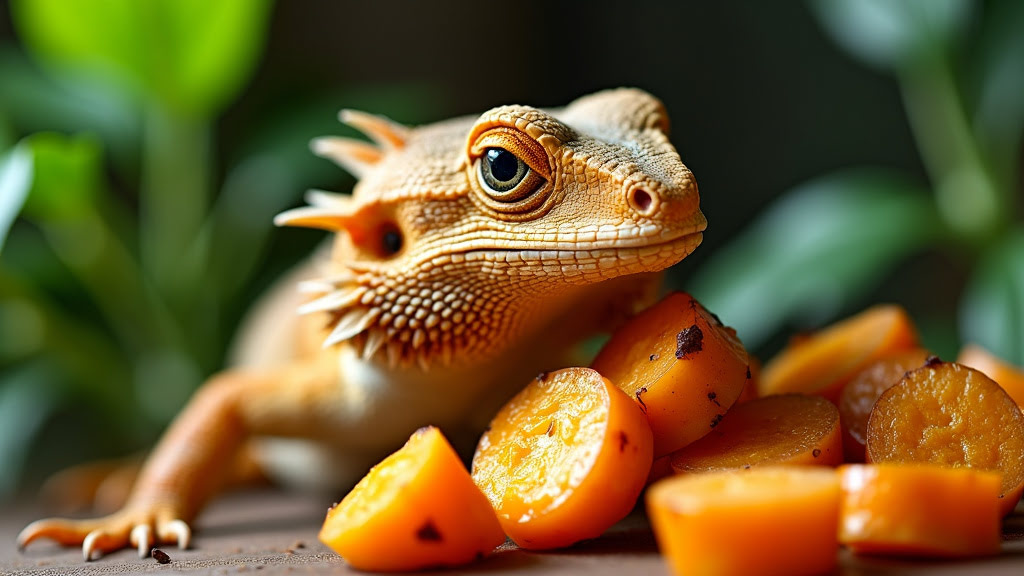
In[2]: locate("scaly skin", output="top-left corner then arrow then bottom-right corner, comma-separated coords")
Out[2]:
18,88 -> 706,560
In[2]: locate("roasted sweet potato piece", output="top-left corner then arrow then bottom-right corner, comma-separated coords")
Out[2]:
866,360 -> 1024,516
957,343 -> 1024,407
759,305 -> 918,402
318,426 -> 504,571
647,467 -> 840,576
838,348 -> 932,462
591,292 -> 750,456
839,464 -> 1002,557
668,394 -> 842,474
471,367 -> 653,550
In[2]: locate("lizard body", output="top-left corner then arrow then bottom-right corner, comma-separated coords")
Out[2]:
18,88 -> 706,560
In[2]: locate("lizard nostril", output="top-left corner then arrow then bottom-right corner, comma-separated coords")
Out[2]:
628,188 -> 655,216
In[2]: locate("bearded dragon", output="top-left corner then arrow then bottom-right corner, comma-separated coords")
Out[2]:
18,88 -> 706,560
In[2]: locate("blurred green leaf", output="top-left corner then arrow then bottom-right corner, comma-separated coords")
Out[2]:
10,0 -> 273,116
20,133 -> 103,221
960,228 -> 1024,365
970,0 -> 1024,200
810,0 -> 969,70
689,170 -> 938,349
0,143 -> 32,252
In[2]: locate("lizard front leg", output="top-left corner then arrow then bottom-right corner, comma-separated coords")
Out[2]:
18,356 -> 343,560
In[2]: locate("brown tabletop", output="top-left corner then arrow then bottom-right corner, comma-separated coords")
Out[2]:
2,490 -> 1022,575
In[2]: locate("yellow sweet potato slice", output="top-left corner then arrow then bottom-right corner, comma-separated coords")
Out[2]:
647,467 -> 840,576
471,367 -> 653,550
838,348 -> 931,462
668,394 -> 842,474
957,343 -> 1024,407
839,464 -> 1002,557
318,426 -> 504,571
760,305 -> 918,402
591,291 -> 750,456
866,359 -> 1024,516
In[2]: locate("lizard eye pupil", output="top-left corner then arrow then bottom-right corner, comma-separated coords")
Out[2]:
480,147 -> 529,192
380,225 -> 403,256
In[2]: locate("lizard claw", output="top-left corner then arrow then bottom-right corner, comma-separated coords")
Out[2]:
18,511 -> 193,561
130,524 -> 152,558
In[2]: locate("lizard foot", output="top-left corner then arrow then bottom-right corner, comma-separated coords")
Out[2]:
18,509 -> 191,561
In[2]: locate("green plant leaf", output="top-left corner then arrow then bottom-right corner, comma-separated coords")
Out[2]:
10,0 -> 273,116
20,133 -> 103,221
809,0 -> 970,70
688,170 -> 938,349
959,228 -> 1024,365
0,362 -> 57,497
0,143 -> 33,252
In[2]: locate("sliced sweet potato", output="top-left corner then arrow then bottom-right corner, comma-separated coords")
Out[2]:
471,367 -> 653,550
759,305 -> 918,402
838,348 -> 932,462
318,426 -> 504,571
668,394 -> 842,474
591,292 -> 750,456
647,467 -> 840,576
957,343 -> 1024,407
866,359 -> 1024,516
839,464 -> 1002,557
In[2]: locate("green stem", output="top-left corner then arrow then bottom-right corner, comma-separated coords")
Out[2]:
898,57 -> 1006,247
140,104 -> 211,298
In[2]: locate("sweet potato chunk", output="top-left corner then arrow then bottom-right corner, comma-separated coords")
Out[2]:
668,394 -> 842,474
838,348 -> 932,462
760,305 -> 918,402
471,367 -> 653,550
647,467 -> 840,576
318,426 -> 504,571
957,343 -> 1024,407
591,292 -> 750,456
839,464 -> 1002,557
866,360 -> 1024,516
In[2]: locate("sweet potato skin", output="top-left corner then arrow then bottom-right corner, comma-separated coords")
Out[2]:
866,360 -> 1024,516
591,292 -> 750,457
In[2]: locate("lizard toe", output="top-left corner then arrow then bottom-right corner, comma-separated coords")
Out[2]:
130,524 -> 153,558
157,518 -> 192,550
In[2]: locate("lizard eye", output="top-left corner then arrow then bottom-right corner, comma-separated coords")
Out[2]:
479,148 -> 530,193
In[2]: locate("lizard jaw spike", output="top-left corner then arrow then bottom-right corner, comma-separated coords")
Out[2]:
323,308 -> 381,349
297,287 -> 367,315
339,109 -> 410,151
310,137 -> 382,179
363,329 -> 387,360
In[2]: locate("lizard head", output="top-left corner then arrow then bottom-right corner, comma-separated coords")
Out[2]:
275,88 -> 706,369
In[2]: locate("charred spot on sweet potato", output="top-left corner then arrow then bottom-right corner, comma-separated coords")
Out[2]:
676,325 -> 704,359
710,414 -> 724,428
708,392 -> 721,407
812,449 -> 821,458
636,387 -> 648,413
619,431 -> 629,452
924,355 -> 942,367
416,519 -> 443,542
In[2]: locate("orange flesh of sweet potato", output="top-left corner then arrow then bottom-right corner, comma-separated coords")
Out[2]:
838,348 -> 932,462
318,426 -> 505,571
591,292 -> 750,457
759,305 -> 918,402
866,359 -> 1024,516
471,367 -> 653,550
668,394 -> 842,474
647,467 -> 840,576
839,464 -> 1002,557
957,343 -> 1024,407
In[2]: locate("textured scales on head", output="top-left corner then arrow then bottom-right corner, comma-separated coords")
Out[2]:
275,88 -> 707,371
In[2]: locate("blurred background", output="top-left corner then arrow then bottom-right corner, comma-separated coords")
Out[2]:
0,0 -> 1021,499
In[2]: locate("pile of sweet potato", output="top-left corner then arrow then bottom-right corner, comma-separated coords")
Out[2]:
317,292 -> 1024,574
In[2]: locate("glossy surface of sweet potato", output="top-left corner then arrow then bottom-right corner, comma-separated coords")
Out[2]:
471,367 -> 653,550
